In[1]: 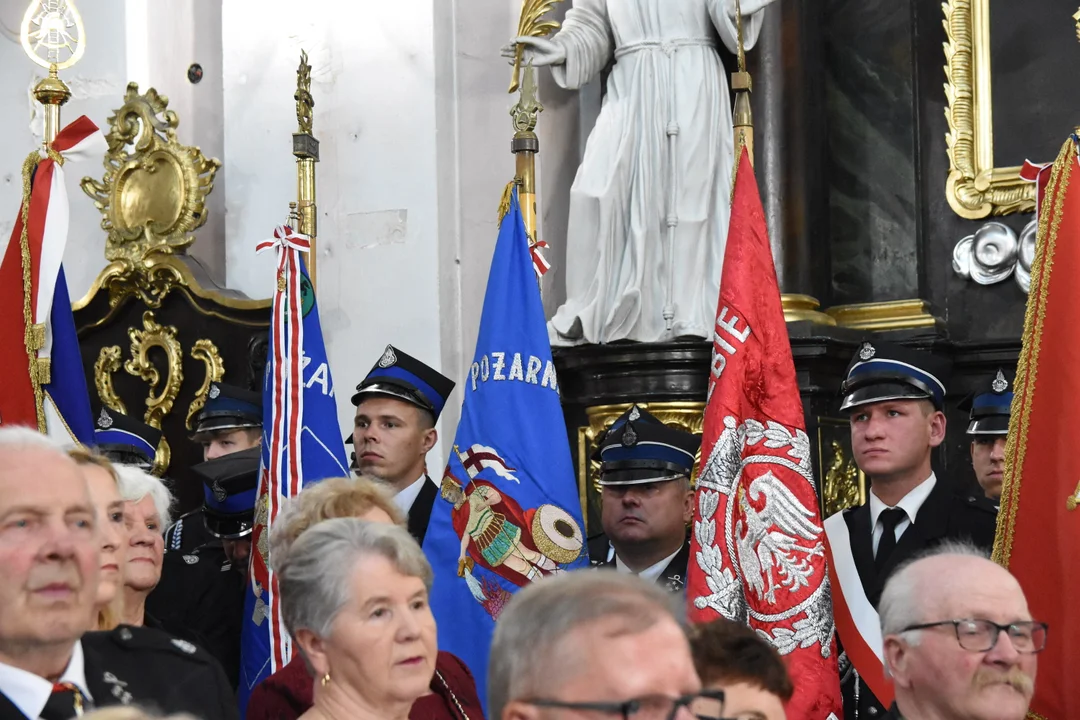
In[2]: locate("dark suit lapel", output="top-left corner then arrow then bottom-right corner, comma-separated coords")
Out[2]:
0,693 -> 29,720
408,476 -> 437,546
659,541 -> 690,593
877,480 -> 951,581
843,505 -> 878,606
81,638 -> 131,709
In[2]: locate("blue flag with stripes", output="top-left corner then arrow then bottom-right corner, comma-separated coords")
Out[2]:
240,245 -> 349,713
422,188 -> 588,710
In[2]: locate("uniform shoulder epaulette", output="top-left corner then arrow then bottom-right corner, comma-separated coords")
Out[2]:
100,624 -> 215,665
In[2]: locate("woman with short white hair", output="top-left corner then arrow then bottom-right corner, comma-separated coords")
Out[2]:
114,464 -> 174,627
278,518 -> 439,720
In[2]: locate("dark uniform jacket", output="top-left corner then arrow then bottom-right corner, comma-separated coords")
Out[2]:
406,477 -> 438,546
587,533 -> 690,594
146,542 -> 244,690
0,625 -> 237,720
245,650 -> 482,720
838,480 -> 997,720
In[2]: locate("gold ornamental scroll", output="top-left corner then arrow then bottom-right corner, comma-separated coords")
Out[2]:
294,51 -> 319,292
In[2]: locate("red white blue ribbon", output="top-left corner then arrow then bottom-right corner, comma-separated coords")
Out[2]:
529,238 -> 551,279
254,224 -> 310,672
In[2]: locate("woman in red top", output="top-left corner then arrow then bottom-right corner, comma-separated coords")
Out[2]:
245,477 -> 483,720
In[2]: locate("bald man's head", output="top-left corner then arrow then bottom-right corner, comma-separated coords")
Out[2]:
880,542 -> 1038,720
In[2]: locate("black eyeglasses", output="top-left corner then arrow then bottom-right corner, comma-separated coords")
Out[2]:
901,619 -> 1048,653
522,690 -> 726,720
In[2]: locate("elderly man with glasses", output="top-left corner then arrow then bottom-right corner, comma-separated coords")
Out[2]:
489,571 -> 725,720
879,541 -> 1043,720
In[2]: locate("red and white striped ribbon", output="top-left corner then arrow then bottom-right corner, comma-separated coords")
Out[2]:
255,224 -> 309,672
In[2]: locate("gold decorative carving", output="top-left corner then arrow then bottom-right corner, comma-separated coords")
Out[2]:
508,0 -> 564,93
93,345 -> 126,415
826,299 -> 941,331
186,339 -> 225,430
780,294 -> 836,326
81,83 -> 220,264
943,0 -> 1037,218
576,402 -> 704,531
821,441 -> 866,517
123,311 -> 183,474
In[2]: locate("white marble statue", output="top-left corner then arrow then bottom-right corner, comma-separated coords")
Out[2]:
504,0 -> 776,345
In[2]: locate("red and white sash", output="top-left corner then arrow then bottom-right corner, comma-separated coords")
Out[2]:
823,512 -> 896,707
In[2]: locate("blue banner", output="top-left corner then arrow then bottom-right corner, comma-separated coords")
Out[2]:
42,265 -> 94,444
240,254 -> 349,713
423,189 -> 588,710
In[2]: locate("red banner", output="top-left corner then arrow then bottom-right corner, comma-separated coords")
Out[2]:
687,148 -> 842,718
996,135 -> 1080,719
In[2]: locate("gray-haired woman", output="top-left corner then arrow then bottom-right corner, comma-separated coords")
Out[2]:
279,518 -> 439,720
114,463 -> 174,628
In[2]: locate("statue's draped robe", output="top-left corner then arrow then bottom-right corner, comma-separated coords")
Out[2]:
548,0 -> 763,344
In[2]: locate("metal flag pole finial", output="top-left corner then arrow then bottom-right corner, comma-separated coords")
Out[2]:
731,0 -> 754,167
293,50 -> 320,293
21,0 -> 85,147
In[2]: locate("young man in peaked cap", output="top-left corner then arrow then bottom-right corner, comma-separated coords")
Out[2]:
958,368 -> 1013,509
164,382 -> 262,554
93,408 -> 162,471
351,344 -> 456,545
587,405 -> 700,593
825,341 -> 997,720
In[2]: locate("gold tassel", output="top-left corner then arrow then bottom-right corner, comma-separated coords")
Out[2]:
497,179 -> 518,224
18,150 -> 47,432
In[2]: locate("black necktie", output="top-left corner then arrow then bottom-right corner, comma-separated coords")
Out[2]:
875,508 -> 907,573
41,683 -> 82,720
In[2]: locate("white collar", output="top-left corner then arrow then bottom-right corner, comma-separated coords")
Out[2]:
392,473 -> 429,515
614,544 -> 683,582
0,641 -> 93,720
869,473 -> 937,528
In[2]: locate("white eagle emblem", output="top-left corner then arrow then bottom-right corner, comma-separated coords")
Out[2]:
735,473 -> 825,604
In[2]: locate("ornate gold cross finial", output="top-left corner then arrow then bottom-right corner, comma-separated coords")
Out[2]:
20,0 -> 85,71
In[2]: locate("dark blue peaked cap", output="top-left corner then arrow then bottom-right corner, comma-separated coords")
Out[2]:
840,341 -> 951,412
194,382 -> 262,435
93,408 -> 161,469
958,368 -> 1014,436
592,405 -> 700,485
351,344 -> 456,421
193,447 -> 261,539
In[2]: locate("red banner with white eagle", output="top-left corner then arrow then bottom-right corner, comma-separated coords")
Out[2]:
687,148 -> 842,718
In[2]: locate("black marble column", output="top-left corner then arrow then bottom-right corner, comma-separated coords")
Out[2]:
823,0 -> 920,305
749,0 -> 831,306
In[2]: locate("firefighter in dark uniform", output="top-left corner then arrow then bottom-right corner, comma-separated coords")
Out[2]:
350,344 -> 456,545
146,448 -> 260,690
586,405 -> 700,594
959,368 -> 1012,510
828,341 -> 997,719
92,408 -> 162,471
164,382 -> 262,554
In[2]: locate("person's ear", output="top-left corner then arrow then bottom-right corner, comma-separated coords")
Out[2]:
502,700 -> 542,720
927,410 -> 947,448
294,628 -> 330,678
883,634 -> 914,688
422,427 -> 438,454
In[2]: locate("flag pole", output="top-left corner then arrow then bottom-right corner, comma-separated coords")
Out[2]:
293,50 -> 320,293
732,0 -> 754,167
18,1 -> 86,430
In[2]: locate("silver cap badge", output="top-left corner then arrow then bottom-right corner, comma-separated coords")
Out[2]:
992,369 -> 1008,393
378,345 -> 398,368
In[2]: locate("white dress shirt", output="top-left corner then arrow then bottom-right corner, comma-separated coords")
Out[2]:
868,473 -> 937,557
0,641 -> 93,720
392,473 -> 430,515
613,545 -> 683,583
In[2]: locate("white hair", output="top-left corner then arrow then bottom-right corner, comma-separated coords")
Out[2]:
0,426 -> 70,455
489,570 -> 680,720
114,464 -> 175,529
880,539 -> 991,643
278,518 -> 433,643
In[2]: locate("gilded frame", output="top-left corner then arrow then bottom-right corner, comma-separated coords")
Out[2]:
943,0 -> 1037,218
